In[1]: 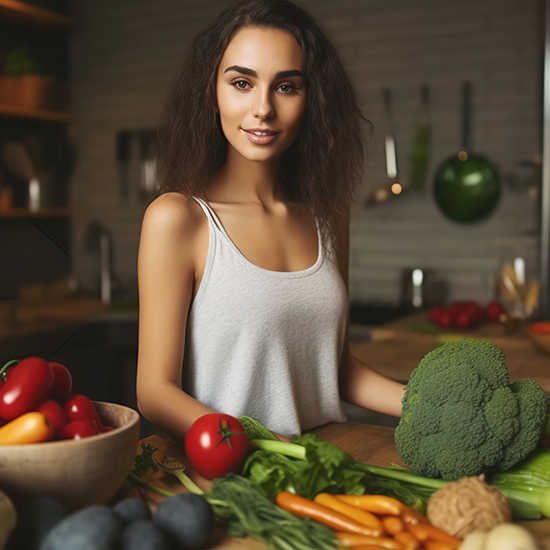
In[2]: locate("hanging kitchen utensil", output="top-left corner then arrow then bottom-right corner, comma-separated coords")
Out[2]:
433,81 -> 500,223
408,85 -> 431,191
364,87 -> 405,206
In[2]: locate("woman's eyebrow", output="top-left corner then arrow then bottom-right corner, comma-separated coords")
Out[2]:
224,65 -> 305,79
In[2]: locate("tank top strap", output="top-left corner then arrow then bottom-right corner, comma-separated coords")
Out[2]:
192,196 -> 228,236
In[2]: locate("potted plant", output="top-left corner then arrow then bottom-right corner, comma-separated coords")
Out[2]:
0,47 -> 55,109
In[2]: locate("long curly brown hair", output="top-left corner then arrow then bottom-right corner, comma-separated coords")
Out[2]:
155,0 -> 370,245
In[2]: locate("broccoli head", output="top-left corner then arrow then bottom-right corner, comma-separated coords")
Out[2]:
395,338 -> 548,481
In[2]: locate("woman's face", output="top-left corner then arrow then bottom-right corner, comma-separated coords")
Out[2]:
216,26 -> 307,165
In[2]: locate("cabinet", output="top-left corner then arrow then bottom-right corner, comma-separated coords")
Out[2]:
0,0 -> 72,217
0,0 -> 72,300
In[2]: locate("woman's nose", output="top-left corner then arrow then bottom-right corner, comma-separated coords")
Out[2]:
252,88 -> 274,119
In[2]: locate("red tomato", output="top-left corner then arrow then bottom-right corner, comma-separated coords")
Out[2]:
455,310 -> 474,329
100,425 -> 115,433
462,301 -> 484,324
47,362 -> 73,401
0,357 -> 54,420
64,394 -> 104,433
61,420 -> 97,440
184,413 -> 248,480
531,321 -> 550,334
485,301 -> 505,323
437,309 -> 456,328
35,398 -> 69,437
428,305 -> 444,324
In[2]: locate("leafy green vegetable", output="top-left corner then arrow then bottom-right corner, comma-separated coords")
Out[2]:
208,474 -> 338,550
239,416 -> 279,441
136,441 -> 339,549
242,433 -> 427,510
126,443 -> 174,498
132,443 -> 158,477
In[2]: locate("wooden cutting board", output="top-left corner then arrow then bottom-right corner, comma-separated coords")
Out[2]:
128,422 -> 550,549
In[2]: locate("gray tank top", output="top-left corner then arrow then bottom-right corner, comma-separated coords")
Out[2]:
182,197 -> 348,437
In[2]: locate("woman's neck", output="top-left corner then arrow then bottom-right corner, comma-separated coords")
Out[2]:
208,150 -> 285,206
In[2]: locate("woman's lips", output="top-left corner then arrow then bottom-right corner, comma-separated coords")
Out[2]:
242,129 -> 280,145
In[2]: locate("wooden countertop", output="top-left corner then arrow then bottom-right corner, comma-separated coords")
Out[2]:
131,423 -> 550,549
350,312 -> 550,393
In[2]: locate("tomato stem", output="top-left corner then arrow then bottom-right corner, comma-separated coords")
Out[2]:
217,416 -> 245,449
0,359 -> 19,380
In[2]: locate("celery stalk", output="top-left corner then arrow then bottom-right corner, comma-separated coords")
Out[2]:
249,439 -> 307,460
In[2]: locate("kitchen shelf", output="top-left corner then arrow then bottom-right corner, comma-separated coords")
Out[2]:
0,0 -> 70,27
0,102 -> 71,122
0,207 -> 71,217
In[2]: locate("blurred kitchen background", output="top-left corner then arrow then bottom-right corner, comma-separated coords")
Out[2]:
0,0 -> 548,435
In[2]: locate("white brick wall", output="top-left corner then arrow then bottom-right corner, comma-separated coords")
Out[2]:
69,0 -> 542,308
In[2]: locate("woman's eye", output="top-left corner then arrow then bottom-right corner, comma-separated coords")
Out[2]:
277,83 -> 296,94
233,80 -> 250,90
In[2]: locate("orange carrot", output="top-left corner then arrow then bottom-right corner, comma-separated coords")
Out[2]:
406,523 -> 461,549
381,515 -> 405,535
275,492 -> 381,536
399,505 -> 429,525
314,493 -> 384,535
336,494 -> 403,516
423,542 -> 457,550
334,532 -> 405,549
393,531 -> 421,550
348,545 -> 393,550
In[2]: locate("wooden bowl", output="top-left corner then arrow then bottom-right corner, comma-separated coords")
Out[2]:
527,329 -> 550,355
0,401 -> 140,509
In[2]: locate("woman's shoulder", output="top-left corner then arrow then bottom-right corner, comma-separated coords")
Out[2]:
141,192 -> 206,238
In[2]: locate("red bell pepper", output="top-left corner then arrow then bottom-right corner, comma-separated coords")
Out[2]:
61,420 -> 97,440
35,398 -> 69,437
47,362 -> 73,401
0,360 -> 17,392
0,357 -> 54,420
63,394 -> 104,433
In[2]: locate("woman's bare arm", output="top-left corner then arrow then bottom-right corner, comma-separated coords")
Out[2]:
335,212 -> 406,417
136,193 -> 215,442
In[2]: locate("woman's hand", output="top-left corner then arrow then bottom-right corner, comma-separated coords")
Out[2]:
273,431 -> 292,443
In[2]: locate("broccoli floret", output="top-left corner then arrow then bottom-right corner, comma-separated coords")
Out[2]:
395,338 -> 548,481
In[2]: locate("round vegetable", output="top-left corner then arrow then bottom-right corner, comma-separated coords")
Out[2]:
427,474 -> 511,538
113,498 -> 152,523
484,522 -> 539,550
153,493 -> 214,550
47,362 -> 73,401
61,420 -> 97,440
9,497 -> 68,550
184,413 -> 248,479
35,399 -> 68,437
40,505 -> 124,550
121,520 -> 170,550
0,357 -> 54,420
0,489 -> 16,550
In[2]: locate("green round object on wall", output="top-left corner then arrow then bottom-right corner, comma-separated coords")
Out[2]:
433,153 -> 500,223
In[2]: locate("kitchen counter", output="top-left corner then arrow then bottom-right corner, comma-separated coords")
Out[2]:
132,422 -> 550,549
350,312 -> 550,393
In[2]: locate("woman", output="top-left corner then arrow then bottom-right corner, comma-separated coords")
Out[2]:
136,0 -> 406,441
